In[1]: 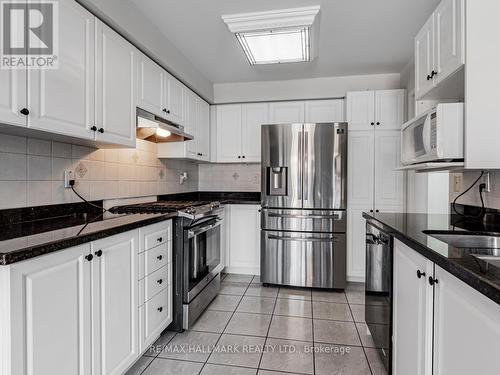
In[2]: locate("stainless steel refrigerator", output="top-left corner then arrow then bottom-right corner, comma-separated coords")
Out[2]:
261,122 -> 347,289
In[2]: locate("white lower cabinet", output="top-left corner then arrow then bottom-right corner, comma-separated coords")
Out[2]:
0,221 -> 173,375
393,239 -> 500,375
224,204 -> 261,275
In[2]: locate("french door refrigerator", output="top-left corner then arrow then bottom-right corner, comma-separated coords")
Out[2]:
261,122 -> 348,289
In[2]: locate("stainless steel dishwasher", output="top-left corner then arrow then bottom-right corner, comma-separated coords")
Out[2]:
365,222 -> 393,374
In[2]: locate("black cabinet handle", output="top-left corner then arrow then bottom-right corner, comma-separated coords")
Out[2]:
427,74 -> 431,81
375,209 -> 379,213
162,108 -> 170,114
370,122 -> 375,126
157,237 -> 163,243
431,70 -> 437,78
157,255 -> 163,261
238,156 -> 241,159
157,279 -> 163,284
90,125 -> 97,131
370,209 -> 374,213
417,270 -> 426,279
376,122 -> 380,126
197,153 -> 202,156
95,250 -> 103,257
20,108 -> 29,116
85,254 -> 93,262
242,156 -> 246,159
157,307 -> 163,312
98,128 -> 104,133
429,276 -> 438,286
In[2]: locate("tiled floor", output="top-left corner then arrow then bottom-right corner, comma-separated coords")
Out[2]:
126,274 -> 387,375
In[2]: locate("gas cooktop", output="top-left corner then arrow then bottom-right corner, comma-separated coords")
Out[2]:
109,200 -> 221,220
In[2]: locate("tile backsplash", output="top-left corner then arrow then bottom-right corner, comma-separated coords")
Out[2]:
450,171 -> 500,210
198,163 -> 260,192
0,133 -> 198,209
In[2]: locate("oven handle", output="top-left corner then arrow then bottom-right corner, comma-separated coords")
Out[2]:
267,212 -> 341,220
188,218 -> 223,238
267,234 -> 339,243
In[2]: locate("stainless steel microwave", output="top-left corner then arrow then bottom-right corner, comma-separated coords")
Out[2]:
401,103 -> 464,165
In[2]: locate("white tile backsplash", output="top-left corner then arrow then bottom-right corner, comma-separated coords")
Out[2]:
199,163 -> 260,192
0,133 -> 198,209
450,171 -> 500,210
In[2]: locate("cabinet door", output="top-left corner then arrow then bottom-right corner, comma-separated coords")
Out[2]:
228,205 -> 261,275
28,0 -> 94,140
347,130 -> 375,207
197,98 -> 210,161
137,55 -> 165,117
216,104 -> 242,162
95,21 -> 136,147
0,68 -> 26,127
269,101 -> 305,123
374,130 -> 405,210
184,90 -> 198,158
346,91 -> 375,130
433,265 -> 500,375
9,244 -> 92,375
92,231 -> 138,375
304,99 -> 345,122
241,103 -> 269,162
415,15 -> 435,99
165,74 -> 184,125
434,0 -> 465,84
393,240 -> 434,375
374,90 -> 405,130
347,208 -> 370,280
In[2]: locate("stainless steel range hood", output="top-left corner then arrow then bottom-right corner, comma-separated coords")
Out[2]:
136,107 -> 194,143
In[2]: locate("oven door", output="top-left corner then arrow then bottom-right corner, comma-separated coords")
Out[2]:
261,231 -> 346,289
185,217 -> 223,302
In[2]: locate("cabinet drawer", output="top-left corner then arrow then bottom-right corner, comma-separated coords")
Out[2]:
139,242 -> 171,279
140,287 -> 171,352
139,220 -> 172,253
144,265 -> 169,303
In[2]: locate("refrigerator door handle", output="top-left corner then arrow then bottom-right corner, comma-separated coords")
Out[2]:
297,131 -> 303,200
267,212 -> 341,220
303,131 -> 309,200
267,234 -> 339,243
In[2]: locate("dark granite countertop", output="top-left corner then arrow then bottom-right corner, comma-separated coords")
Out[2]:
0,212 -> 176,265
158,191 -> 261,205
363,210 -> 500,305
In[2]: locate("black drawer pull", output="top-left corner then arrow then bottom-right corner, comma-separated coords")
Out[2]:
95,250 -> 103,257
417,270 -> 426,279
157,255 -> 163,261
429,277 -> 438,286
157,307 -> 163,312
157,237 -> 163,243
157,279 -> 163,284
85,254 -> 93,262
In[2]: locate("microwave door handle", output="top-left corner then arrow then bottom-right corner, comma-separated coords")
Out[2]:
422,115 -> 432,154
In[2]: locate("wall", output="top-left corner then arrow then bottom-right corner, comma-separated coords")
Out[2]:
450,171 -> 500,210
0,133 -> 198,209
77,0 -> 213,102
213,73 -> 401,103
198,164 -> 260,192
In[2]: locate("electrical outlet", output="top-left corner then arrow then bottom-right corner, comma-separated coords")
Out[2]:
64,170 -> 74,188
453,175 -> 462,193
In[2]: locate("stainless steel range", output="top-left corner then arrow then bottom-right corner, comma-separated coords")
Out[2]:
110,200 -> 224,331
261,123 -> 348,289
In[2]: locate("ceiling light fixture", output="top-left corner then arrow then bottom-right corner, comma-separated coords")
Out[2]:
222,6 -> 320,66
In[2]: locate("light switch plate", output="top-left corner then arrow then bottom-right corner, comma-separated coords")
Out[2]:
453,175 -> 462,193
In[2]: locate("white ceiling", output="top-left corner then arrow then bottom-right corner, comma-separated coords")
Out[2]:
131,0 -> 439,83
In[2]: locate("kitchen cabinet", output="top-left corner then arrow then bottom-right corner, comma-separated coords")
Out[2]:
393,240 -> 434,375
91,231 -> 139,375
304,99 -> 345,122
1,244 -> 92,375
28,0 -> 95,140
225,204 -> 261,275
0,68 -> 26,128
269,101 -> 304,123
185,90 -> 198,158
346,90 -> 405,131
347,131 -> 375,207
196,99 -> 210,161
94,21 -> 136,147
346,207 -> 371,279
415,0 -> 464,99
393,240 -> 500,375
241,103 -> 270,162
164,74 -> 184,125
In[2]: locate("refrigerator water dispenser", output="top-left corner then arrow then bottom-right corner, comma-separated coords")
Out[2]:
266,167 -> 287,196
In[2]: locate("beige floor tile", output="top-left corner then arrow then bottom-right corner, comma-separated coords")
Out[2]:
312,301 -> 353,321
314,345 -> 371,375
237,296 -> 276,315
208,334 -> 265,368
145,331 -> 177,357
313,320 -> 361,346
356,322 -> 376,348
201,364 -> 257,375
220,282 -> 249,296
278,288 -> 312,301
208,294 -> 242,312
158,330 -> 220,362
274,299 -> 312,318
312,290 -> 348,303
142,358 -> 203,375
260,338 -> 314,375
365,348 -> 388,375
225,312 -> 272,337
224,274 -> 255,283
350,304 -> 365,322
268,316 -> 313,342
191,310 -> 233,333
245,285 -> 279,298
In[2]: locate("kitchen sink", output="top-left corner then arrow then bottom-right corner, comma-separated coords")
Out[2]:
423,231 -> 500,249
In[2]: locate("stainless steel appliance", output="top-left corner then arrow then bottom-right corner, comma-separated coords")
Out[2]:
365,222 -> 393,374
261,122 -> 348,289
109,200 -> 223,331
401,103 -> 463,165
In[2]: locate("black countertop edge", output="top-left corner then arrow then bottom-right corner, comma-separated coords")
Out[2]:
158,191 -> 261,205
363,213 -> 500,306
0,213 -> 176,266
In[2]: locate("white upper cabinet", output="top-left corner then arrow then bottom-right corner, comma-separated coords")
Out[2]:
434,0 -> 465,85
0,68 -> 26,128
269,101 -> 305,123
216,104 -> 242,162
374,90 -> 405,130
241,103 -> 269,162
28,0 -> 95,140
305,99 -> 345,122
164,74 -> 184,125
197,98 -> 210,161
415,15 -> 435,99
137,55 -> 165,117
184,90 -> 198,158
346,91 -> 375,130
94,21 -> 136,147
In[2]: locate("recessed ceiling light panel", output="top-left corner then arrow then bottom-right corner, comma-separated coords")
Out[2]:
222,6 -> 320,66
